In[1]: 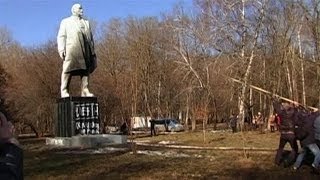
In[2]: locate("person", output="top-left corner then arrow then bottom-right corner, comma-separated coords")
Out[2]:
57,3 -> 97,98
120,120 -> 128,135
269,114 -> 276,132
315,114 -> 320,147
293,109 -> 320,172
229,114 -> 238,133
256,112 -> 264,133
272,99 -> 299,167
274,113 -> 280,131
252,115 -> 257,130
150,119 -> 156,136
0,112 -> 23,180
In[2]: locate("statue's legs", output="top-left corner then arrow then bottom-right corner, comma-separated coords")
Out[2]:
81,75 -> 94,97
61,73 -> 71,98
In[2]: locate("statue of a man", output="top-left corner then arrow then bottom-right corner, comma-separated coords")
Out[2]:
57,3 -> 96,98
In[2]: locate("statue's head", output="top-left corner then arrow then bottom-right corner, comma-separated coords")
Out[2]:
71,3 -> 83,17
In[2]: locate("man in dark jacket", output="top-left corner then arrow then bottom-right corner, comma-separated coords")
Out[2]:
150,119 -> 156,136
229,114 -> 238,133
120,120 -> 128,135
273,99 -> 299,166
0,112 -> 23,180
315,115 -> 320,147
293,110 -> 320,171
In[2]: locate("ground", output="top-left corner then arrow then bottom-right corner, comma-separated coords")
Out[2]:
22,130 -> 320,179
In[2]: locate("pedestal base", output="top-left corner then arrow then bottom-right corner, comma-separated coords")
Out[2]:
46,134 -> 127,148
56,97 -> 99,137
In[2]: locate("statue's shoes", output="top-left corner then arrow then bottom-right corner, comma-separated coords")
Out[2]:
81,91 -> 94,97
61,91 -> 70,98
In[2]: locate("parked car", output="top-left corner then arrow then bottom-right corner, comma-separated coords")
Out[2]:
152,118 -> 184,132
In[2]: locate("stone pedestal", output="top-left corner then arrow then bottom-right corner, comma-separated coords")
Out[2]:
56,97 -> 99,137
46,134 -> 127,148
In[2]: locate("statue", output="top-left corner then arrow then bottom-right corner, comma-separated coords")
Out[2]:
57,3 -> 97,98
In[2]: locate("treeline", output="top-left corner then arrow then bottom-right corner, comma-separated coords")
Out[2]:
1,0 -> 320,136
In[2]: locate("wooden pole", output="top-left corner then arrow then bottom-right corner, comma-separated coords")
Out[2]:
230,77 -> 318,111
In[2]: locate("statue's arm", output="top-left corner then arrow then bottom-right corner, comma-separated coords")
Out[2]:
88,21 -> 95,55
57,19 -> 67,59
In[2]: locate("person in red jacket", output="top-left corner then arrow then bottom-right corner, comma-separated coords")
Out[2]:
274,113 -> 281,131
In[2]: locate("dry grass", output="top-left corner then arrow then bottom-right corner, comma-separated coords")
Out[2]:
135,130 -> 280,148
21,130 -> 320,179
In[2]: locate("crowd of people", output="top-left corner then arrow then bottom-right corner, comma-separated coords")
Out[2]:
228,110 -> 275,133
227,98 -> 320,173
272,98 -> 320,173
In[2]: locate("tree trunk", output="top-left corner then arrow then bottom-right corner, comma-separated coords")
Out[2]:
157,80 -> 161,118
213,98 -> 218,130
284,52 -> 293,100
238,0 -> 247,130
238,0 -> 265,129
192,118 -> 196,131
298,25 -> 306,106
289,47 -> 299,102
185,93 -> 189,131
238,53 -> 255,129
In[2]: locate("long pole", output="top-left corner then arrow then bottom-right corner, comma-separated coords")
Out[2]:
230,77 -> 318,111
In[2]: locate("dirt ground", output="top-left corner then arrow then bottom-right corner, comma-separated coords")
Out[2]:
22,130 -> 320,179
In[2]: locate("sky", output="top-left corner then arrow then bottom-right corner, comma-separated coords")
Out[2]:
0,0 -> 192,47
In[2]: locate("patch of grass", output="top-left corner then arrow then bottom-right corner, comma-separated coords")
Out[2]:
138,131 -> 280,148
21,131 -> 319,179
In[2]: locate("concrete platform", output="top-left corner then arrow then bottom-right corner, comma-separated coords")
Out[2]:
46,134 -> 127,148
